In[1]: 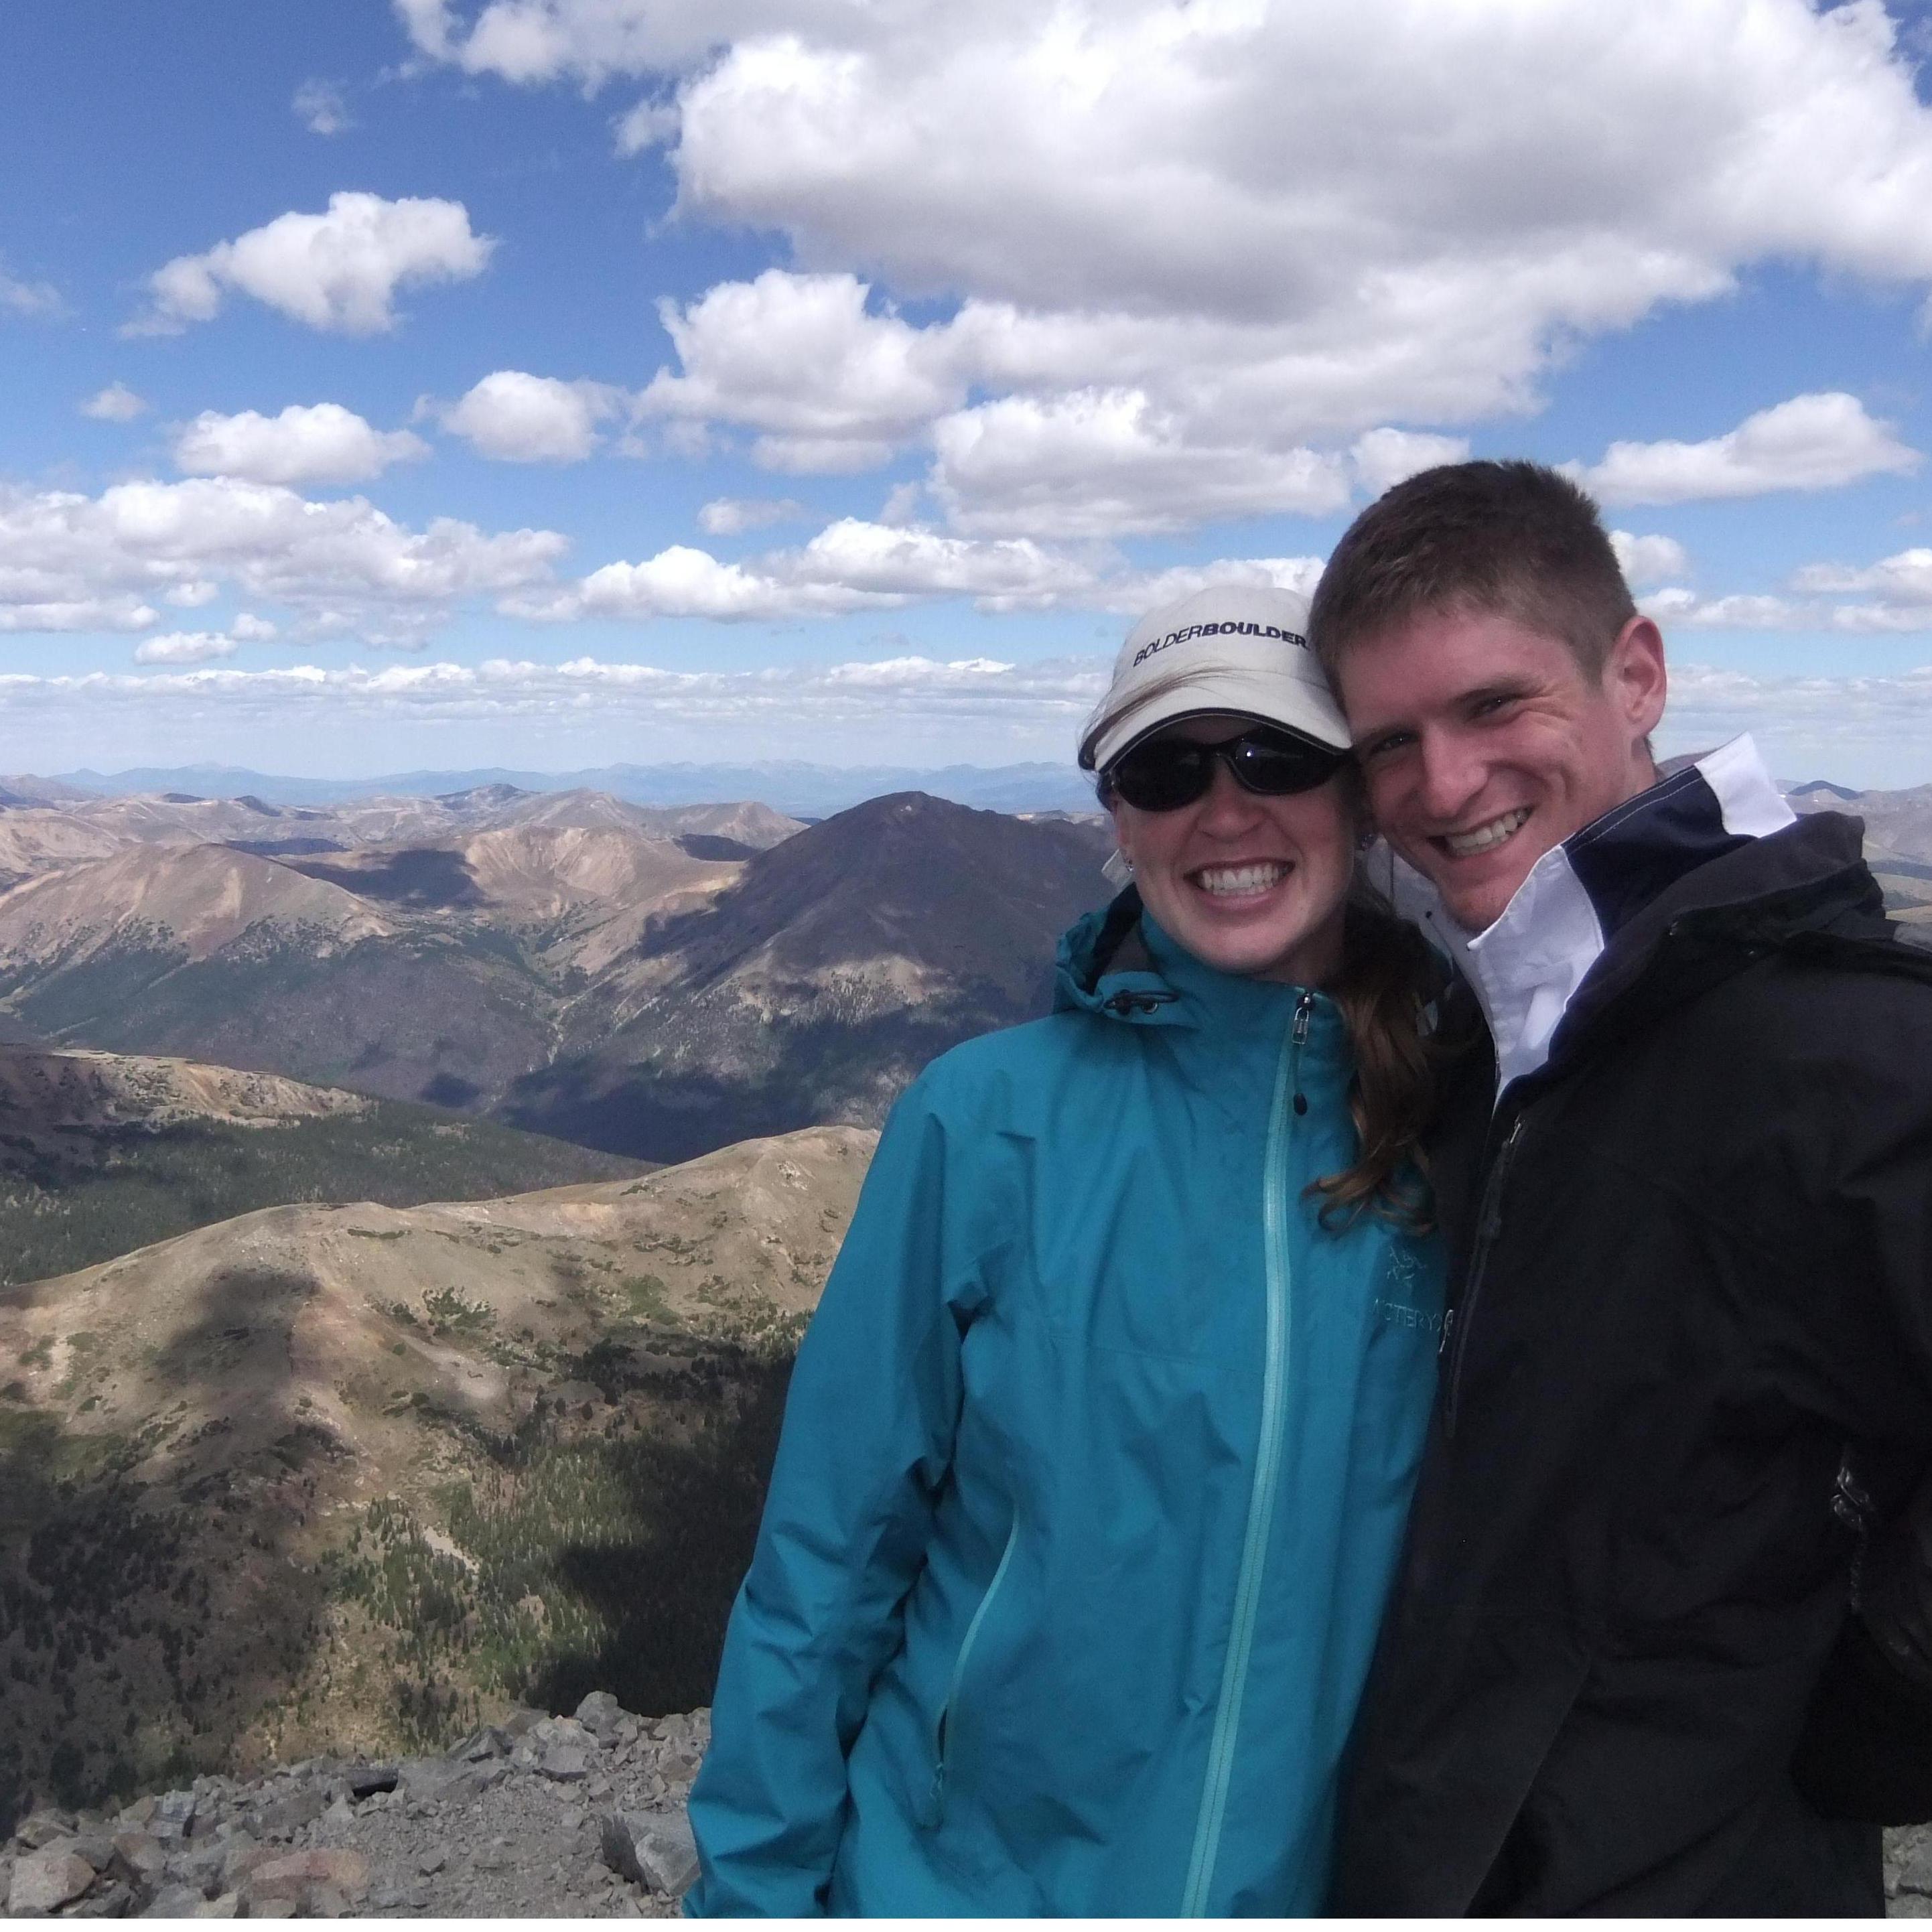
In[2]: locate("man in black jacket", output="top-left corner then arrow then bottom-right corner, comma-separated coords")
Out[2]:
1310,459 -> 1932,1915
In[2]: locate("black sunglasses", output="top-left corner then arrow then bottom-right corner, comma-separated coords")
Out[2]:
1105,723 -> 1348,812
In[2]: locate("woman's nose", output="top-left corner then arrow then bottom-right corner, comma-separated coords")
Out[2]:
1196,758 -> 1263,829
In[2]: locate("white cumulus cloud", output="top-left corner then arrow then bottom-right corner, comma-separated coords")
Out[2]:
931,391 -> 1351,539
1576,393 -> 1921,506
1610,531 -> 1692,587
133,632 -> 241,665
1351,429 -> 1472,497
437,370 -> 619,462
80,383 -> 149,423
131,192 -> 496,336
0,258 -> 62,319
293,79 -> 353,135
408,1 -> 1932,538
0,476 -> 565,643
640,271 -> 965,472
698,496 -> 809,536
172,403 -> 430,486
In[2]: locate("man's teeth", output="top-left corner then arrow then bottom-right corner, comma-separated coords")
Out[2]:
1443,807 -> 1531,858
1194,861 -> 1287,897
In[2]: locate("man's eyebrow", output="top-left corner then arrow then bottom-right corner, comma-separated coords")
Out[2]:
1460,676 -> 1536,709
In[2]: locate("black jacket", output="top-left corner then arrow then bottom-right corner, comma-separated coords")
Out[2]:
1332,811 -> 1932,1915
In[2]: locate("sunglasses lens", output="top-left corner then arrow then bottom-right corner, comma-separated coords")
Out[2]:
1229,730 -> 1347,796
1108,740 -> 1213,811
1107,724 -> 1345,811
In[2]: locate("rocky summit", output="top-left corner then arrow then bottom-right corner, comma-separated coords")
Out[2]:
1,1698 -> 1925,1919
0,1692 -> 707,1919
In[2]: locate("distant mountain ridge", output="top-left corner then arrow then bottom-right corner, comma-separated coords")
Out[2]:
0,786 -> 1114,1162
18,759 -> 1100,817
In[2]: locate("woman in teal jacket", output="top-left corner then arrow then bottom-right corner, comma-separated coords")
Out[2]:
685,586 -> 1446,1917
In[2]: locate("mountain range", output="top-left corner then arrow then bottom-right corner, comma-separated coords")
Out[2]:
15,758 -> 1102,817
0,783 -> 1114,1163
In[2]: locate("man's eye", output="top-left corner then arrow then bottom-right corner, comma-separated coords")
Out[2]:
1474,693 -> 1520,718
1360,732 -> 1413,760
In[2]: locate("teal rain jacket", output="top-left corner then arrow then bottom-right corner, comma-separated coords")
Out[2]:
684,894 -> 1446,1917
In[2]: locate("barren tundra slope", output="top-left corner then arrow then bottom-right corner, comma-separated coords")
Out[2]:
0,1124 -> 873,1832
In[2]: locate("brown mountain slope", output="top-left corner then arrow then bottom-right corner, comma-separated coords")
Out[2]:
0,809 -> 127,889
509,791 -> 1114,1160
277,824 -> 740,934
0,1125 -> 873,1826
0,1042 -> 371,1130
0,842 -> 394,967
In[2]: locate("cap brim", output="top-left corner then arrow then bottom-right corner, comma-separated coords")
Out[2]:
1083,673 -> 1350,772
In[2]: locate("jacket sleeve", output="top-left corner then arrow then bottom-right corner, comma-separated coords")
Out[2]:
1792,1484 -> 1932,1823
1791,975 -> 1932,1823
683,1081 -> 979,1915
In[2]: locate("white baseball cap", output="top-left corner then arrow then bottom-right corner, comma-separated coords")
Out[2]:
1077,584 -> 1349,774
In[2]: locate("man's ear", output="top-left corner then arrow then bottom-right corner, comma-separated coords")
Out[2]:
1603,614 -> 1668,744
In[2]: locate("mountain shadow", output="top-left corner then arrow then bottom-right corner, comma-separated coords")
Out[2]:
0,1264 -> 338,1834
520,1344 -> 794,1719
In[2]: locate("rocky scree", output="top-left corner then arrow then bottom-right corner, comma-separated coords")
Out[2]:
0,1694 -> 705,1918
3,1696 -> 1930,1915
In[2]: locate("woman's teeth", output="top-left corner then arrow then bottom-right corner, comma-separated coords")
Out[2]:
1193,861 -> 1288,898
1443,807 -> 1531,857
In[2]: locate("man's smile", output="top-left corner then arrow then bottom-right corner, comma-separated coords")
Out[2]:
1436,806 -> 1533,860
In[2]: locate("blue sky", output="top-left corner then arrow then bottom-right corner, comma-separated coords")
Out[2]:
5,0 -> 1932,782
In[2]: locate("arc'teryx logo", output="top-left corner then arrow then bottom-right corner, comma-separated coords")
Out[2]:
1131,620 -> 1308,668
1375,1246 -> 1442,1334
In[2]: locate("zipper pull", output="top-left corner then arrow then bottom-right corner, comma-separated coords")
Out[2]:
1438,1302 -> 1457,1359
1290,992 -> 1312,1115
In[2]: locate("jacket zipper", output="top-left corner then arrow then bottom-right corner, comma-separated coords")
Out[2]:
1442,1109 -> 1528,1438
927,1515 -> 1020,1821
1179,991 -> 1309,1915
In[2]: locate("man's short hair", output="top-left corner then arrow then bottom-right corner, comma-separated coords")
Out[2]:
1308,460 -> 1637,677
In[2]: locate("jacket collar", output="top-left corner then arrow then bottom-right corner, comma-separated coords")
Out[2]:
1440,736 -> 1799,1096
1053,886 -> 1344,1056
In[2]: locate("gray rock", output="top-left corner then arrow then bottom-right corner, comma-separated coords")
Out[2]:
10,1846 -> 97,1915
1895,1827 -> 1932,1900
416,1849 -> 447,1876
194,1895 -> 240,1920
110,1831 -> 168,1892
143,1883 -> 208,1919
167,1842 -> 230,1894
450,1725 -> 510,1763
67,1878 -> 133,1917
15,1814 -> 75,1852
66,1834 -> 117,1875
601,1808 -> 701,1898
257,1786 -> 325,1838
537,1740 -> 590,1782
342,1765 -> 398,1801
151,1793 -> 196,1845
575,1691 -> 624,1738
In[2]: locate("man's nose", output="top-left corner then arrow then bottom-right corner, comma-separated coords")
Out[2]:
1414,732 -> 1487,822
